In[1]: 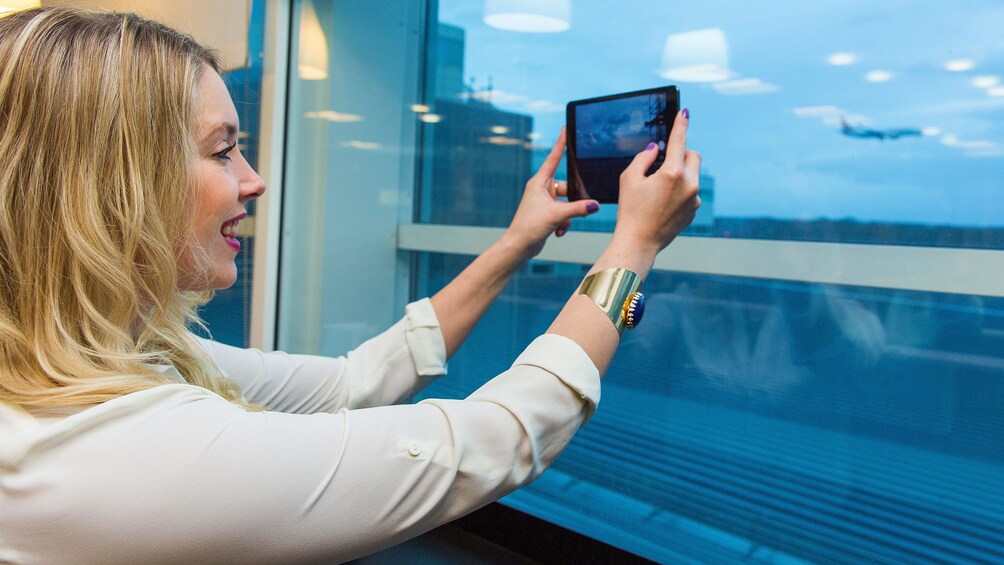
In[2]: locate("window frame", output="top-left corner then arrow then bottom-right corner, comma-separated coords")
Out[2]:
398,224 -> 1004,298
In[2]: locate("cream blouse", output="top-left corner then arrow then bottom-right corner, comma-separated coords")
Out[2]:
0,298 -> 600,564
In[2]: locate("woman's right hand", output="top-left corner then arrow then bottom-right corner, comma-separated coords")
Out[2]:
612,109 -> 701,254
547,109 -> 699,376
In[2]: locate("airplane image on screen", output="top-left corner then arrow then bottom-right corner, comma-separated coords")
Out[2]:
840,118 -> 922,140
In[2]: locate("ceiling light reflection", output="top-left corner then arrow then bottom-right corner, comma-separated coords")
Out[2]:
525,99 -> 564,112
659,28 -> 734,83
342,141 -> 380,150
297,0 -> 328,80
712,78 -> 779,95
865,70 -> 893,83
459,89 -> 529,104
972,75 -> 1000,89
420,114 -> 442,123
483,0 -> 570,33
410,104 -> 430,113
793,105 -> 842,118
827,52 -> 857,66
304,110 -> 363,122
480,136 -> 522,146
945,59 -> 975,72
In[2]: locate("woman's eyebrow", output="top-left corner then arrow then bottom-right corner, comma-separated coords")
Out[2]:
200,122 -> 239,145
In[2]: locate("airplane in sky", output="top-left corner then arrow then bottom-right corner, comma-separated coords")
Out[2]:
840,118 -> 922,141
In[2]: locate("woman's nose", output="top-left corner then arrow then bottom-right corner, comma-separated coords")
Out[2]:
239,156 -> 266,202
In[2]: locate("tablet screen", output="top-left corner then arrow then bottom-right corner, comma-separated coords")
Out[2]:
567,86 -> 679,203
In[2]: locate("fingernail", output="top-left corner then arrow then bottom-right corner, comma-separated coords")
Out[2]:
556,226 -> 567,237
682,108 -> 690,119
645,142 -> 657,151
586,202 -> 599,214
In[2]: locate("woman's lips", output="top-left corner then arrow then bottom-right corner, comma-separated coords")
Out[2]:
221,214 -> 245,252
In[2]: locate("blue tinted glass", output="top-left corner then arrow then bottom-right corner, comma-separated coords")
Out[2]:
421,0 -> 1004,248
197,0 -> 266,347
412,1 -> 1004,560
415,253 -> 1004,563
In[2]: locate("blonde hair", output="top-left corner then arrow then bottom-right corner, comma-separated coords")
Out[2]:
0,7 -> 248,408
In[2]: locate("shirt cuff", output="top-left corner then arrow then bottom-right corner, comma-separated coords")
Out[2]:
404,298 -> 448,377
512,334 -> 601,422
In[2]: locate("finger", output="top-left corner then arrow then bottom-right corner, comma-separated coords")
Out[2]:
660,109 -> 690,173
622,141 -> 660,179
555,199 -> 599,222
536,127 -> 566,180
554,180 -> 568,198
684,149 -> 702,180
555,219 -> 571,237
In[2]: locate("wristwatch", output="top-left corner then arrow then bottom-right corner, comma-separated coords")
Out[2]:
577,268 -> 645,333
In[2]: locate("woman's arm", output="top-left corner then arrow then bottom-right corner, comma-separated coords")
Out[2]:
1,113 -> 700,565
549,109 -> 700,374
3,336 -> 598,564
200,130 -> 598,413
430,128 -> 599,358
427,234 -> 526,360
197,299 -> 446,412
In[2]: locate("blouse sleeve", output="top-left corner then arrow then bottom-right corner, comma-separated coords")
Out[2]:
0,334 -> 600,564
197,298 -> 447,413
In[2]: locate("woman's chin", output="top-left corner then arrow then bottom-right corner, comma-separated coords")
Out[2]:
178,265 -> 238,292
209,267 -> 239,290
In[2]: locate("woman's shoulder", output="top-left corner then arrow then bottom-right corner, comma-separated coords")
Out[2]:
0,382 -> 236,469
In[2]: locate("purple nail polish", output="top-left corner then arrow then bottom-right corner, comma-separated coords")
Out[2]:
645,142 -> 658,151
682,108 -> 690,119
586,202 -> 600,214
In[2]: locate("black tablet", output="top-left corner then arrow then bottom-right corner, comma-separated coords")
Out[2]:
566,85 -> 680,203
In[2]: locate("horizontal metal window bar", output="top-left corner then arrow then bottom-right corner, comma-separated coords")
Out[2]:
397,224 -> 1004,298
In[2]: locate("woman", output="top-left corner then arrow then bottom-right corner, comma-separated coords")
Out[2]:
0,7 -> 700,563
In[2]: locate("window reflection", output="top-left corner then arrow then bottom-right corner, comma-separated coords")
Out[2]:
414,1 -> 1004,561
425,0 -> 1004,247
198,0 -> 266,346
416,256 -> 1004,563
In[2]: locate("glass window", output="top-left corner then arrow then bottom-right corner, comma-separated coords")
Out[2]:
198,0 -> 267,346
277,0 -> 423,355
275,0 -> 1004,561
421,1 -> 1004,248
410,1 -> 1004,562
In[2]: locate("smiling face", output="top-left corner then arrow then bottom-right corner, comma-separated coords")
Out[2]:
178,67 -> 265,291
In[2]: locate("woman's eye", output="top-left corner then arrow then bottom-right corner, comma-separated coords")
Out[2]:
213,143 -> 237,161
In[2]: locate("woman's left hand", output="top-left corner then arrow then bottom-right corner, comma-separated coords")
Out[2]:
503,128 -> 600,261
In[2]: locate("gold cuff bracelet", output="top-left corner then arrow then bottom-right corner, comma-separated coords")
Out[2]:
577,268 -> 645,333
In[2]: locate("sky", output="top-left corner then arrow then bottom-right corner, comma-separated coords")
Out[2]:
437,0 -> 1004,227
